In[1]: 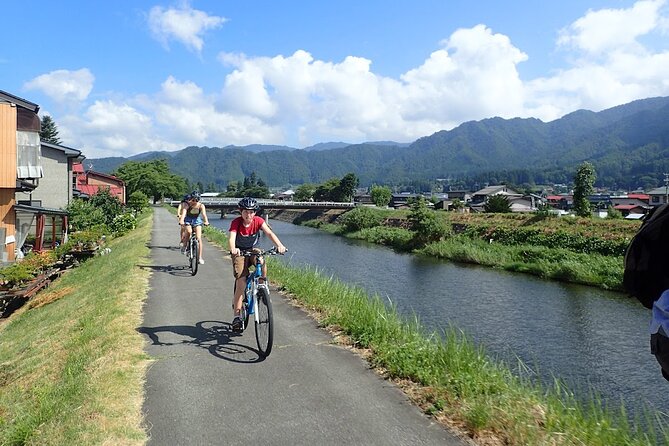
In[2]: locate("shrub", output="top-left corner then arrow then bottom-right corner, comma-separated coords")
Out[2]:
339,207 -> 384,232
408,198 -> 451,246
127,191 -> 150,213
66,199 -> 106,231
109,212 -> 137,236
88,188 -> 124,226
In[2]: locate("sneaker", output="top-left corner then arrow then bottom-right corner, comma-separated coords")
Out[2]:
198,258 -> 205,265
231,316 -> 243,332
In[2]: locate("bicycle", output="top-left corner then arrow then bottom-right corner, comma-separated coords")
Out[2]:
185,230 -> 200,276
236,247 -> 284,358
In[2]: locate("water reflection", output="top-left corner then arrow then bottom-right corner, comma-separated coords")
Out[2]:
212,216 -> 667,417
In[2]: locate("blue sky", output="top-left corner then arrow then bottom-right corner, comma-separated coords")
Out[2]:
2,0 -> 669,159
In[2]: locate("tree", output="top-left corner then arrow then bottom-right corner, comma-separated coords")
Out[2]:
113,159 -> 187,203
338,173 -> 359,202
408,197 -> 450,246
314,178 -> 342,201
451,198 -> 465,212
294,183 -> 316,201
40,115 -> 61,144
484,194 -> 511,213
573,162 -> 596,218
370,185 -> 392,207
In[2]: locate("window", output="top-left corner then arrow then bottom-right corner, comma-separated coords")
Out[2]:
16,130 -> 43,179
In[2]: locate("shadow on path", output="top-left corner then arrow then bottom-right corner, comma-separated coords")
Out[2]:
137,264 -> 192,277
138,320 -> 267,363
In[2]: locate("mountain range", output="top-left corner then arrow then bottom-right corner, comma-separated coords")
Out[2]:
88,96 -> 669,191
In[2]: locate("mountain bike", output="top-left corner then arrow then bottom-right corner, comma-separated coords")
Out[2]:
237,247 -> 284,358
185,231 -> 199,276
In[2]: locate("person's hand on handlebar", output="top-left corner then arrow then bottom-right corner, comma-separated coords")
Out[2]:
276,244 -> 287,255
230,247 -> 240,256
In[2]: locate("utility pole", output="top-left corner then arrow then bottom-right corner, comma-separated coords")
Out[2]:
665,173 -> 669,204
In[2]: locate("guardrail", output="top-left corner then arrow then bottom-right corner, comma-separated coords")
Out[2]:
169,198 -> 356,210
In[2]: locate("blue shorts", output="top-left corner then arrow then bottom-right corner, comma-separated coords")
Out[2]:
184,215 -> 203,226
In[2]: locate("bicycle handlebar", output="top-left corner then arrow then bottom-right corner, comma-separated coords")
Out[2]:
239,247 -> 286,256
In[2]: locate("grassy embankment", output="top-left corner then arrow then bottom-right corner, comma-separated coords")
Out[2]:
0,211 -> 152,446
298,207 -> 639,292
204,223 -> 668,446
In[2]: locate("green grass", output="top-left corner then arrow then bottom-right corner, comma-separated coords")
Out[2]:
302,218 -> 626,292
206,223 -> 667,445
422,235 -> 624,290
0,210 -> 152,446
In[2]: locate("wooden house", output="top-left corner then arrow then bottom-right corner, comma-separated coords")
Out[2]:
1,90 -> 42,262
1,90 -> 89,262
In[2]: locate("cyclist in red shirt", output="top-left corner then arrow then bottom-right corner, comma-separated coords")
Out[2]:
228,197 -> 286,332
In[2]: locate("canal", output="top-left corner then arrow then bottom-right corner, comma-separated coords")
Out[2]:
212,216 -> 667,418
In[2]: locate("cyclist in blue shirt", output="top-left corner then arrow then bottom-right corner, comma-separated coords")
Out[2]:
178,191 -> 210,264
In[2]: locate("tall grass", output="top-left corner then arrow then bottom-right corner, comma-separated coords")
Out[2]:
205,224 -> 668,445
0,211 -> 152,445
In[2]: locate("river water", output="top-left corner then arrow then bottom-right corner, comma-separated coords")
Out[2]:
212,216 -> 668,419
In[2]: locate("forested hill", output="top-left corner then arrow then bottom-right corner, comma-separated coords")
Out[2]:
89,96 -> 669,190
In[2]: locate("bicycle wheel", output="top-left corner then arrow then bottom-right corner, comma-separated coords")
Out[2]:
190,238 -> 199,276
255,286 -> 273,357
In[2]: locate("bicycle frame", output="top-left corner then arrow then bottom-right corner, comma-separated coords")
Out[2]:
243,251 -> 268,320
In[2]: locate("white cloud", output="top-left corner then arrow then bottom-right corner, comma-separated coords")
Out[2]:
58,100 -> 174,158
527,0 -> 669,118
23,68 -> 94,103
557,0 -> 665,54
148,1 -> 226,53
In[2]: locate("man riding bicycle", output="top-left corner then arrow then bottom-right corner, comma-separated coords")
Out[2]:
228,197 -> 286,332
179,191 -> 210,264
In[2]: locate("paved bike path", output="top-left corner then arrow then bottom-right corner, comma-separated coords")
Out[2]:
141,207 -> 469,445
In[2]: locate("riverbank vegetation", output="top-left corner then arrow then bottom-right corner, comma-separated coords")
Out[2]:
296,200 -> 640,292
203,224 -> 667,445
0,210 -> 151,445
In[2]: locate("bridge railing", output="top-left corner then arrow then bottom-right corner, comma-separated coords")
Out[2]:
168,198 -> 356,209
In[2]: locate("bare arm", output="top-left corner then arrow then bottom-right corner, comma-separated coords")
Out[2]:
200,204 -> 209,225
261,222 -> 286,254
229,231 -> 239,255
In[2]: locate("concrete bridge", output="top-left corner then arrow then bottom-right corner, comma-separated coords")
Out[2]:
170,198 -> 356,212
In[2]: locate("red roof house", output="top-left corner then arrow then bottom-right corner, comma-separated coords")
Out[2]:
73,162 -> 125,204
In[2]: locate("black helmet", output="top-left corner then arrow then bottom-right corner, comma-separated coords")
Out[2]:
182,193 -> 191,202
190,191 -> 201,201
238,197 -> 258,210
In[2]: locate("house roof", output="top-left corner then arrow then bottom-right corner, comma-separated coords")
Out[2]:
628,193 -> 649,200
77,184 -> 124,197
473,185 -> 520,196
14,204 -> 68,216
86,170 -> 125,185
0,89 -> 39,112
614,204 -> 642,210
41,141 -> 85,160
